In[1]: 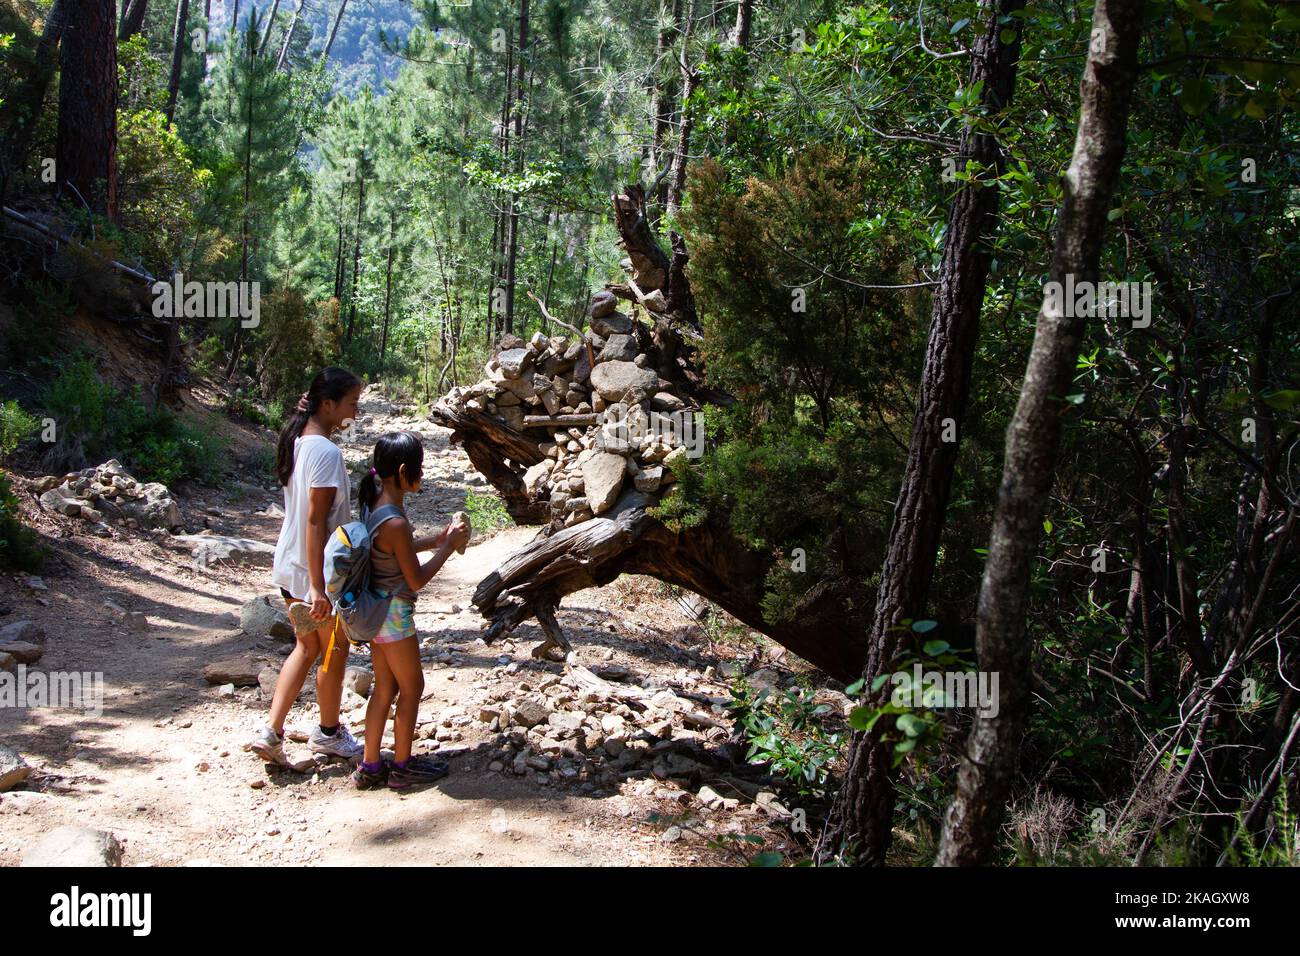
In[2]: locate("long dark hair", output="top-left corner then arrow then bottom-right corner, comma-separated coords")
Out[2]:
275,367 -> 361,486
358,431 -> 424,516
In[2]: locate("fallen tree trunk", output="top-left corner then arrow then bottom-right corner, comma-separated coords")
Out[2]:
430,184 -> 871,681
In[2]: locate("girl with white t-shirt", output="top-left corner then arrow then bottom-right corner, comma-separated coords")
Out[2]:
249,367 -> 364,767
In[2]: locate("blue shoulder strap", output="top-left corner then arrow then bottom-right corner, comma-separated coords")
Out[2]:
363,503 -> 404,534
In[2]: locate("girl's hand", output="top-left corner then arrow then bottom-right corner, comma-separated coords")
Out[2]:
307,586 -> 331,621
449,522 -> 470,553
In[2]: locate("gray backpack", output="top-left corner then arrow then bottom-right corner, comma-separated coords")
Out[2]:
323,504 -> 403,646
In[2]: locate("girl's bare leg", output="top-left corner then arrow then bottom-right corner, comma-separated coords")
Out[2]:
364,644 -> 398,765
375,637 -> 424,764
267,600 -> 321,735
313,619 -> 347,727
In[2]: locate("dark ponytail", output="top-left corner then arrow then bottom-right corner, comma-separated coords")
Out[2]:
275,367 -> 361,486
358,431 -> 424,516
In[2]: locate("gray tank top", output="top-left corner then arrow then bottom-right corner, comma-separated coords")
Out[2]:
365,504 -> 416,601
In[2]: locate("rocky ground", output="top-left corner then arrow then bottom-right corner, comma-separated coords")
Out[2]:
0,386 -> 829,866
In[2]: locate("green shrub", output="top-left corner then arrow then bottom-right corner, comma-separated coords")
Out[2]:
42,355 -> 227,485
225,390 -> 286,432
0,471 -> 44,571
728,676 -> 844,798
463,487 -> 510,533
191,335 -> 227,379
0,399 -> 39,457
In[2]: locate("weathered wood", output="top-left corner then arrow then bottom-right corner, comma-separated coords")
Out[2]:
522,414 -> 599,427
429,404 -> 548,523
432,183 -> 870,681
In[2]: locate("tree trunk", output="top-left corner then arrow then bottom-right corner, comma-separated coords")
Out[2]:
379,211 -> 396,366
224,21 -> 256,379
2,0 -> 67,196
665,0 -> 697,217
332,177 -> 346,300
258,0 -> 281,55
165,0 -> 191,123
431,183 -> 876,682
321,0 -> 349,64
118,0 -> 148,41
935,0 -> 1146,866
346,161 -> 366,342
647,0 -> 680,226
816,0 -> 1028,867
276,0 -> 304,69
733,0 -> 752,48
57,0 -> 119,220
503,0 -> 530,336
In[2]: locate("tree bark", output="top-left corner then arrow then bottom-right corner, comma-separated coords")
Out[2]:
503,0 -> 530,335
817,0 -> 1027,867
276,0 -> 304,69
258,0 -> 281,55
2,0 -> 67,200
935,0 -> 1146,866
165,0 -> 191,123
346,160 -> 366,342
57,0 -> 119,220
733,0 -> 752,49
665,0 -> 697,217
118,0 -> 148,41
320,0 -> 349,64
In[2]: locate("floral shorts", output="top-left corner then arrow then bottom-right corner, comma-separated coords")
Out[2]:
374,597 -> 416,644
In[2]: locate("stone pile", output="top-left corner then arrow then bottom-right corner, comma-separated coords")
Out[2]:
453,660 -> 750,791
32,459 -> 183,532
440,291 -> 698,528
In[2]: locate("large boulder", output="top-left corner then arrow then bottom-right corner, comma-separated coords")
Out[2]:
497,348 -> 534,380
0,744 -> 30,792
591,311 -> 633,338
239,595 -> 294,641
172,534 -> 276,568
22,826 -> 124,867
578,450 -> 626,515
122,482 -> 183,531
589,361 -> 659,405
202,657 -> 264,687
0,621 -> 45,646
598,333 -> 638,363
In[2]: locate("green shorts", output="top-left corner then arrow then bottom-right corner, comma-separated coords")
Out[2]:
374,597 -> 416,644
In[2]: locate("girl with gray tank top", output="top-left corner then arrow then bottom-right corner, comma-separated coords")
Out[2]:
351,431 -> 470,791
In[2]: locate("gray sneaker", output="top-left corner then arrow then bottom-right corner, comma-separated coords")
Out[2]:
309,723 -> 364,759
249,725 -> 292,767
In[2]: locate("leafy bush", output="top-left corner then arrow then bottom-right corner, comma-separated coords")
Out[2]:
42,355 -> 227,485
0,471 -> 43,571
251,290 -> 345,406
728,676 -> 844,798
0,399 -> 39,457
463,487 -> 510,534
225,390 -> 286,432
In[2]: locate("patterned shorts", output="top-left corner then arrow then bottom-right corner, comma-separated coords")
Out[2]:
374,597 -> 416,644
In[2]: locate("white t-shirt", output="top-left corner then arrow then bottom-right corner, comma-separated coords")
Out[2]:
271,434 -> 351,601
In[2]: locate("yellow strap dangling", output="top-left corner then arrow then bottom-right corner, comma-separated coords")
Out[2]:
321,615 -> 339,673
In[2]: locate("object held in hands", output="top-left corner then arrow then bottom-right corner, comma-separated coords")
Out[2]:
450,511 -> 471,554
288,601 -> 321,637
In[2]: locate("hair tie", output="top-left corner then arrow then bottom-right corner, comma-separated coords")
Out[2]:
296,392 -> 310,413
369,467 -> 377,476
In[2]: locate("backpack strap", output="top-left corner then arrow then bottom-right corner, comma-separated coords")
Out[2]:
363,503 -> 405,534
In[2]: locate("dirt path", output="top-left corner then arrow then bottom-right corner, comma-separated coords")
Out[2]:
0,387 -> 798,866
